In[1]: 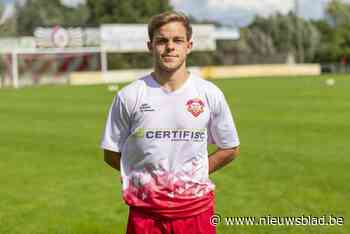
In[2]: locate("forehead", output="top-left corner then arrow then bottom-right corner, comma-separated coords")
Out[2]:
154,21 -> 187,38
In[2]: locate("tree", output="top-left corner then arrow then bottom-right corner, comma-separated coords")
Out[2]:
0,3 -> 17,37
326,0 -> 350,26
311,19 -> 334,62
320,0 -> 350,62
86,0 -> 172,25
17,0 -> 90,36
247,12 -> 321,63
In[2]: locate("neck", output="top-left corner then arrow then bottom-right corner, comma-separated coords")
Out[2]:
153,64 -> 189,92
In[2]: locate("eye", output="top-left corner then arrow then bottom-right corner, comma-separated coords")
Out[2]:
155,38 -> 168,44
174,38 -> 185,44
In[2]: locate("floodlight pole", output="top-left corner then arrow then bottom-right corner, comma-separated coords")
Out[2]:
295,0 -> 304,63
12,0 -> 19,88
12,50 -> 19,88
101,48 -> 108,81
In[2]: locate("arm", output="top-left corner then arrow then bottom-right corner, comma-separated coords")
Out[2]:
208,146 -> 240,174
101,93 -> 130,172
207,89 -> 240,174
104,149 -> 121,171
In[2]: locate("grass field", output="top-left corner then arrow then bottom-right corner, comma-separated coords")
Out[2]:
0,75 -> 349,234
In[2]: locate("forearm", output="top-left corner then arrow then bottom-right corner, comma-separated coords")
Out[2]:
104,150 -> 121,171
208,147 -> 240,174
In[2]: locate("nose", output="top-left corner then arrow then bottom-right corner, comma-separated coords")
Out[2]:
166,40 -> 175,51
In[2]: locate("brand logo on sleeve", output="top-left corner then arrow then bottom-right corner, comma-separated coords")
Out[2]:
186,98 -> 204,117
140,103 -> 155,112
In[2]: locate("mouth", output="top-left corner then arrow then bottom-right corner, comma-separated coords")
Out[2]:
162,55 -> 178,58
162,55 -> 178,62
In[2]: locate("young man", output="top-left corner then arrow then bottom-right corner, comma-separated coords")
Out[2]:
101,11 -> 240,234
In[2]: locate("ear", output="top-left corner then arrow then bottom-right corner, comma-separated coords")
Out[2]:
186,40 -> 193,55
147,41 -> 153,53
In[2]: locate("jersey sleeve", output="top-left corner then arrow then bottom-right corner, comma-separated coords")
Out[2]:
208,90 -> 240,149
100,93 -> 131,152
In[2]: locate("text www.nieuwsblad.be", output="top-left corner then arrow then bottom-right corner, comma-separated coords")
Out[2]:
210,214 -> 344,226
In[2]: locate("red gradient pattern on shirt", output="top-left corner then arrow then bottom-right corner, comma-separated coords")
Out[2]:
122,167 -> 215,218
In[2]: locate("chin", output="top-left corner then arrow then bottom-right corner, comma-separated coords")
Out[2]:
158,62 -> 184,72
160,65 -> 181,73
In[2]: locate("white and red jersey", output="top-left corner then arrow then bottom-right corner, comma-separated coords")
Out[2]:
100,73 -> 239,218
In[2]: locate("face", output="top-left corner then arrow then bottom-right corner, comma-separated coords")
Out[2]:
148,21 -> 193,73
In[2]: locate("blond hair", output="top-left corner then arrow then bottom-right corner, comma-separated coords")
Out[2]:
148,11 -> 192,42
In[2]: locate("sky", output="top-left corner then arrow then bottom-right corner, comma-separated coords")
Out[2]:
2,0 -> 350,26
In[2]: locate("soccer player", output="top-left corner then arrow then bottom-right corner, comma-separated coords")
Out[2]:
101,11 -> 240,234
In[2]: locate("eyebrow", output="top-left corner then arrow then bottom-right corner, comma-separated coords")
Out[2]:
154,36 -> 186,40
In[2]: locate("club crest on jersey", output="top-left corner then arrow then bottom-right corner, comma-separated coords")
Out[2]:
186,98 -> 204,117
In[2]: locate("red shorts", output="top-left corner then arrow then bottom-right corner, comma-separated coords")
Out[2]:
126,206 -> 216,234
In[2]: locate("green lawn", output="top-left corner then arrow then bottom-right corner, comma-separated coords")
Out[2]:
0,75 -> 349,234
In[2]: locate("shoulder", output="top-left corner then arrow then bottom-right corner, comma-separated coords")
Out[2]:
117,75 -> 150,99
190,73 -> 224,97
112,74 -> 151,112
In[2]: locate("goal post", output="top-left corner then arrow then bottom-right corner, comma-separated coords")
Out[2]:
1,47 -> 105,88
